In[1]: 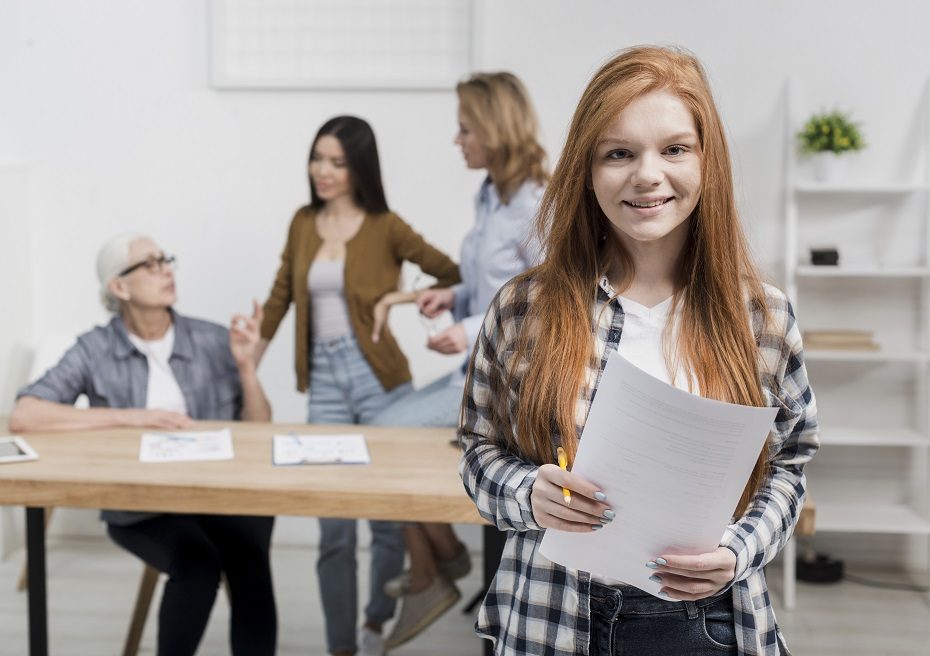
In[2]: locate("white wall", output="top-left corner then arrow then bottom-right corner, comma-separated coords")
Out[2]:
2,0 -> 930,564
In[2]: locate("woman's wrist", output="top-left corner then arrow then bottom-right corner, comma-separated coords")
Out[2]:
380,290 -> 418,306
236,358 -> 258,378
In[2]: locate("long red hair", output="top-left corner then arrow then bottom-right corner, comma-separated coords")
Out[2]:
504,46 -> 769,517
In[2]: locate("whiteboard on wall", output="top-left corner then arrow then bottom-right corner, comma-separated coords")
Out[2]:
209,0 -> 475,90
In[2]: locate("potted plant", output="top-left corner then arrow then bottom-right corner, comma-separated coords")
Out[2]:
797,110 -> 865,182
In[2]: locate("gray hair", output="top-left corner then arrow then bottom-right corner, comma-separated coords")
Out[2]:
96,233 -> 146,313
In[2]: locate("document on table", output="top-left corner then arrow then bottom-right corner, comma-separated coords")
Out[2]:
272,434 -> 371,465
539,351 -> 777,598
139,428 -> 234,463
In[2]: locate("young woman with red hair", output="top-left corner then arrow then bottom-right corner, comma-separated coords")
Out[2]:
459,46 -> 819,655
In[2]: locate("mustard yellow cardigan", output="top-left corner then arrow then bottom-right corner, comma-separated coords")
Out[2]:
260,206 -> 461,392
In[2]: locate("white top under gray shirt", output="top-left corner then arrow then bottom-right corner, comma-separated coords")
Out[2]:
452,177 -> 544,350
127,325 -> 189,415
308,259 -> 353,342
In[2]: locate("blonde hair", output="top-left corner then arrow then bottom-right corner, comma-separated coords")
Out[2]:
96,233 -> 145,313
456,72 -> 549,203
501,46 -> 769,518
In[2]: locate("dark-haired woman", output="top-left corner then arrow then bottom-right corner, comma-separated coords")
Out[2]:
254,115 -> 460,656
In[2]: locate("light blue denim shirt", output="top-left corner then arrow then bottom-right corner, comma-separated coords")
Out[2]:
18,310 -> 242,525
452,177 -> 544,351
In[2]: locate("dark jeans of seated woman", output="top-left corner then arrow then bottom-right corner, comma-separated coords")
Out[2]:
108,513 -> 276,656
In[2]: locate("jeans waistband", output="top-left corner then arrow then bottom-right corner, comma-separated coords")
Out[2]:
311,333 -> 357,354
589,581 -> 729,620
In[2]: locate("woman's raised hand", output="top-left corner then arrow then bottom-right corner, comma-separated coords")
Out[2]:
531,464 -> 614,532
230,300 -> 263,369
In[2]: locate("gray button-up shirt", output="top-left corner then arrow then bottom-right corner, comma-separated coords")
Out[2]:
18,310 -> 242,525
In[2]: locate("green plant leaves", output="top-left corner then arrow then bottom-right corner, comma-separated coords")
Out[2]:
797,110 -> 865,154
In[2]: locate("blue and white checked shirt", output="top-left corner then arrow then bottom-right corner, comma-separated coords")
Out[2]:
459,275 -> 819,655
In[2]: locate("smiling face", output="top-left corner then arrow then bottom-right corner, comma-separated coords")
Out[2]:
453,108 -> 489,170
309,134 -> 353,203
591,89 -> 702,255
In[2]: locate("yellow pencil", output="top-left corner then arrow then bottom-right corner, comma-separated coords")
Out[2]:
556,446 -> 572,505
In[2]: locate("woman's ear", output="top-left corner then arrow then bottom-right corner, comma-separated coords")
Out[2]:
108,277 -> 131,303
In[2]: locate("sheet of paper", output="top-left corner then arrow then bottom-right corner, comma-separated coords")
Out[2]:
272,434 -> 371,465
139,428 -> 234,463
539,351 -> 777,598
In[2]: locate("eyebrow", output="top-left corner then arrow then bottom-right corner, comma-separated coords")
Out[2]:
598,131 -> 698,146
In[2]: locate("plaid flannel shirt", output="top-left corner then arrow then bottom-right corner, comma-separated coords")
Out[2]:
459,274 -> 819,655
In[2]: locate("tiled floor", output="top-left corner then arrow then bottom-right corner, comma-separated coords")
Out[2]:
1,537 -> 928,655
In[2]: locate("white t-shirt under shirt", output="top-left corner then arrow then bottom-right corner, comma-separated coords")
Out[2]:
127,325 -> 189,415
591,294 -> 693,587
615,295 -> 694,393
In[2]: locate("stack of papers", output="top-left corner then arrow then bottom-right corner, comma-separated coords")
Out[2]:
539,352 -> 777,598
273,434 -> 371,465
139,428 -> 235,463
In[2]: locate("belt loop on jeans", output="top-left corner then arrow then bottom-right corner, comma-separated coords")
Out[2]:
684,600 -> 698,620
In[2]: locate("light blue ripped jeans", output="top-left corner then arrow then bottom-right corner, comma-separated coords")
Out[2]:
307,335 -> 412,654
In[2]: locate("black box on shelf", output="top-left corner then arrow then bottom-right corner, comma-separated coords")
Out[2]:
810,247 -> 839,266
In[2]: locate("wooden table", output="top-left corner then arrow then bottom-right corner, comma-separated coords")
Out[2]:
0,421 -> 496,656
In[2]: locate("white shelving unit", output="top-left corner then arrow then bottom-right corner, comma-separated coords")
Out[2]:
780,77 -> 930,608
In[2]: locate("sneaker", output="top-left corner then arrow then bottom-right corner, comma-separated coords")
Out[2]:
384,548 -> 472,598
384,571 -> 412,598
384,576 -> 461,649
357,626 -> 385,656
438,546 -> 472,581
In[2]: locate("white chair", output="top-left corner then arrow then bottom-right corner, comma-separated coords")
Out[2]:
11,331 -> 177,655
14,331 -> 86,591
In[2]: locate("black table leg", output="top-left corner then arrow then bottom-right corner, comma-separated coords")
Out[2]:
25,507 -> 48,656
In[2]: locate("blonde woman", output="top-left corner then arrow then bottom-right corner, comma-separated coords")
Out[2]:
460,47 -> 819,655
373,72 -> 548,649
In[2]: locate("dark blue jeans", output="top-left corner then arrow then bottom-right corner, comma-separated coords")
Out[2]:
589,582 -> 738,655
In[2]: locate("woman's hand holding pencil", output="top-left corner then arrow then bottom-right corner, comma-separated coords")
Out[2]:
557,447 -> 572,504
530,450 -> 614,532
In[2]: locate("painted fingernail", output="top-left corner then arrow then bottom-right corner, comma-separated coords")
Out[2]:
648,575 -> 662,583
646,561 -> 659,569
591,524 -> 603,531
599,517 -> 610,524
594,491 -> 607,502
602,509 -> 616,520
655,557 -> 668,566
658,591 -> 670,598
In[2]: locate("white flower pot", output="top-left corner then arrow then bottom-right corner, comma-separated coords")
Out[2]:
811,152 -> 849,183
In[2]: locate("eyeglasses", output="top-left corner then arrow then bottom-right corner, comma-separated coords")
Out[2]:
118,254 -> 177,277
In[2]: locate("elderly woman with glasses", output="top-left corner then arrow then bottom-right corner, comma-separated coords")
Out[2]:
10,233 -> 278,656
